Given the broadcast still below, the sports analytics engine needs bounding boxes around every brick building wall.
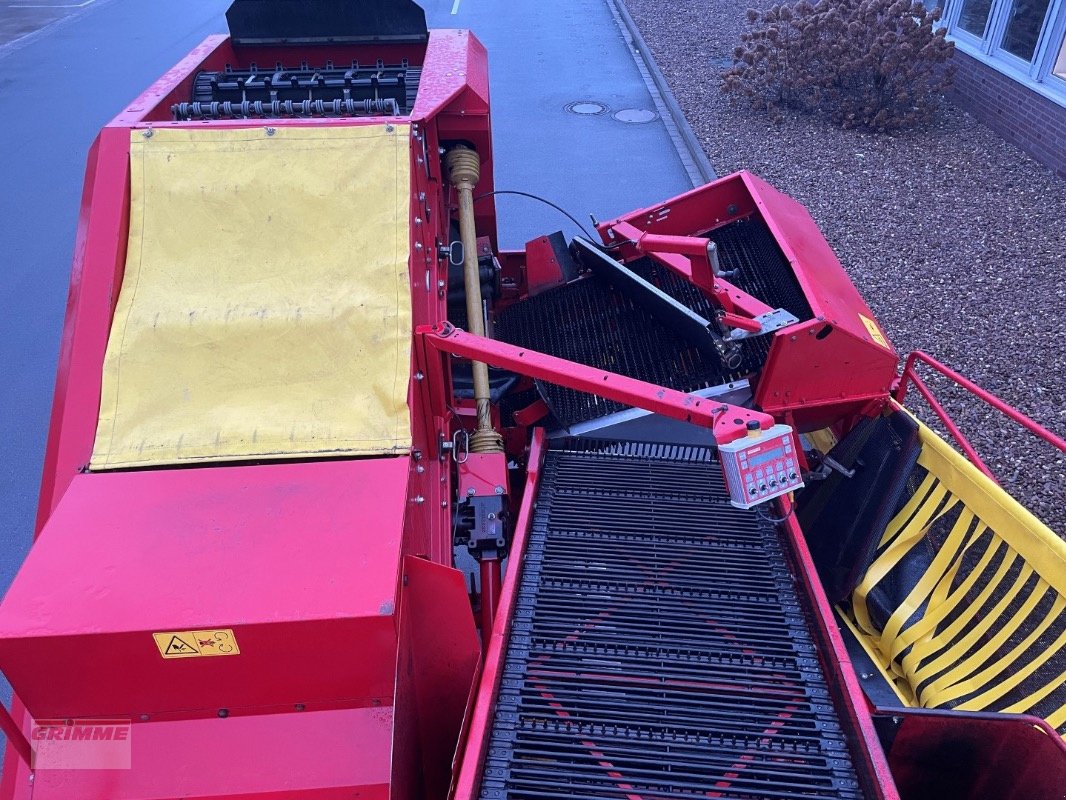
[949,50,1066,179]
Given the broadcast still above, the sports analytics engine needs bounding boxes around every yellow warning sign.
[859,314,890,349]
[153,629,240,659]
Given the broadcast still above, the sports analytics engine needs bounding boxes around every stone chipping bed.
[625,0,1066,535]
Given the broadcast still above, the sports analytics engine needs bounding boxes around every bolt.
[412,495,424,504]
[218,709,229,718]
[415,241,423,250]
[414,371,424,381]
[438,279,446,289]
[860,672,870,680]
[494,485,504,495]
[142,129,154,139]
[264,127,276,136]
[467,487,476,496]
[139,714,150,722]
[415,217,422,225]
[385,124,395,133]
[294,703,305,711]
[416,464,425,474]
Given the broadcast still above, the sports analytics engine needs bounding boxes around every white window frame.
[944,0,1066,106]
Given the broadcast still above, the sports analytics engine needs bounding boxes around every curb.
[604,0,717,187]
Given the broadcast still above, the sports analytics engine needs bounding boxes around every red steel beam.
[419,323,774,443]
[894,350,1066,482]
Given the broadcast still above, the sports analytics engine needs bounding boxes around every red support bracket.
[606,220,774,319]
[419,322,774,445]
[0,700,31,768]
[893,350,1066,482]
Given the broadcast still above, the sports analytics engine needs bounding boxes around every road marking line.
[450,0,461,14]
[9,0,95,7]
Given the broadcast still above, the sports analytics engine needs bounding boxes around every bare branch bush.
[722,0,956,131]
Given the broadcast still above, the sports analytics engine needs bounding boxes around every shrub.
[722,0,955,131]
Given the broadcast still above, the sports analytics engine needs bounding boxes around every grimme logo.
[31,719,132,769]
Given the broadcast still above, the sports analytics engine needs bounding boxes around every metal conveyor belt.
[479,440,872,800]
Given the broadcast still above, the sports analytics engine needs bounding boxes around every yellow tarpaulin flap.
[91,125,413,469]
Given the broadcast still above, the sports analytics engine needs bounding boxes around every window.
[1055,29,1066,77]
[946,0,1066,101]
[1000,0,1053,60]
[958,0,995,34]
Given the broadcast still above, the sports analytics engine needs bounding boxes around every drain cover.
[565,100,609,115]
[614,108,658,123]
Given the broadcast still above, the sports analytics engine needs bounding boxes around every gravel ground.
[625,0,1066,535]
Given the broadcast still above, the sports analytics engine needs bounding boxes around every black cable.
[755,495,797,526]
[473,189,596,240]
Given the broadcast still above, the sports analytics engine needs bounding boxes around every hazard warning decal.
[858,314,890,349]
[153,629,240,659]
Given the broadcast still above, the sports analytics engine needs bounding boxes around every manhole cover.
[565,100,609,115]
[613,108,658,124]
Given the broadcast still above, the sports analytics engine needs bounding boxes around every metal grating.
[494,216,811,428]
[629,216,813,376]
[493,277,743,427]
[479,441,871,800]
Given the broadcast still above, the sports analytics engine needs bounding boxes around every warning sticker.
[858,314,890,349]
[153,629,240,659]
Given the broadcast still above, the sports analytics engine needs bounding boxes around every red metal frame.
[599,171,900,429]
[894,350,1066,482]
[451,430,547,800]
[873,708,1066,799]
[779,505,901,800]
[420,322,777,445]
[607,219,774,326]
[1,27,497,800]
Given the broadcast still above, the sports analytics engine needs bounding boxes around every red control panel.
[718,424,804,510]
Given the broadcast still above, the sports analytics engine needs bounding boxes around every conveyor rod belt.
[478,440,871,799]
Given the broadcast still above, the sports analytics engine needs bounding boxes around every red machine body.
[599,171,899,429]
[0,22,493,800]
[0,460,407,719]
[1,5,1062,800]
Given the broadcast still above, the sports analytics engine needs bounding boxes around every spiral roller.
[172,97,399,120]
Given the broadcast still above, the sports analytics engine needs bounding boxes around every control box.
[719,424,804,510]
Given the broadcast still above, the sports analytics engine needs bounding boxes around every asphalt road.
[0,0,693,633]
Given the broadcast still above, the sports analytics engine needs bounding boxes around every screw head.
[494,486,504,495]
[264,127,276,136]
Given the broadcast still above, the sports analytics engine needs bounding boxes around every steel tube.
[446,146,501,452]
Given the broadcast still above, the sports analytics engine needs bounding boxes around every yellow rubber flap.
[91,125,412,469]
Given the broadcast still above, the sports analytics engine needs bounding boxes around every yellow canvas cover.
[91,124,412,469]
